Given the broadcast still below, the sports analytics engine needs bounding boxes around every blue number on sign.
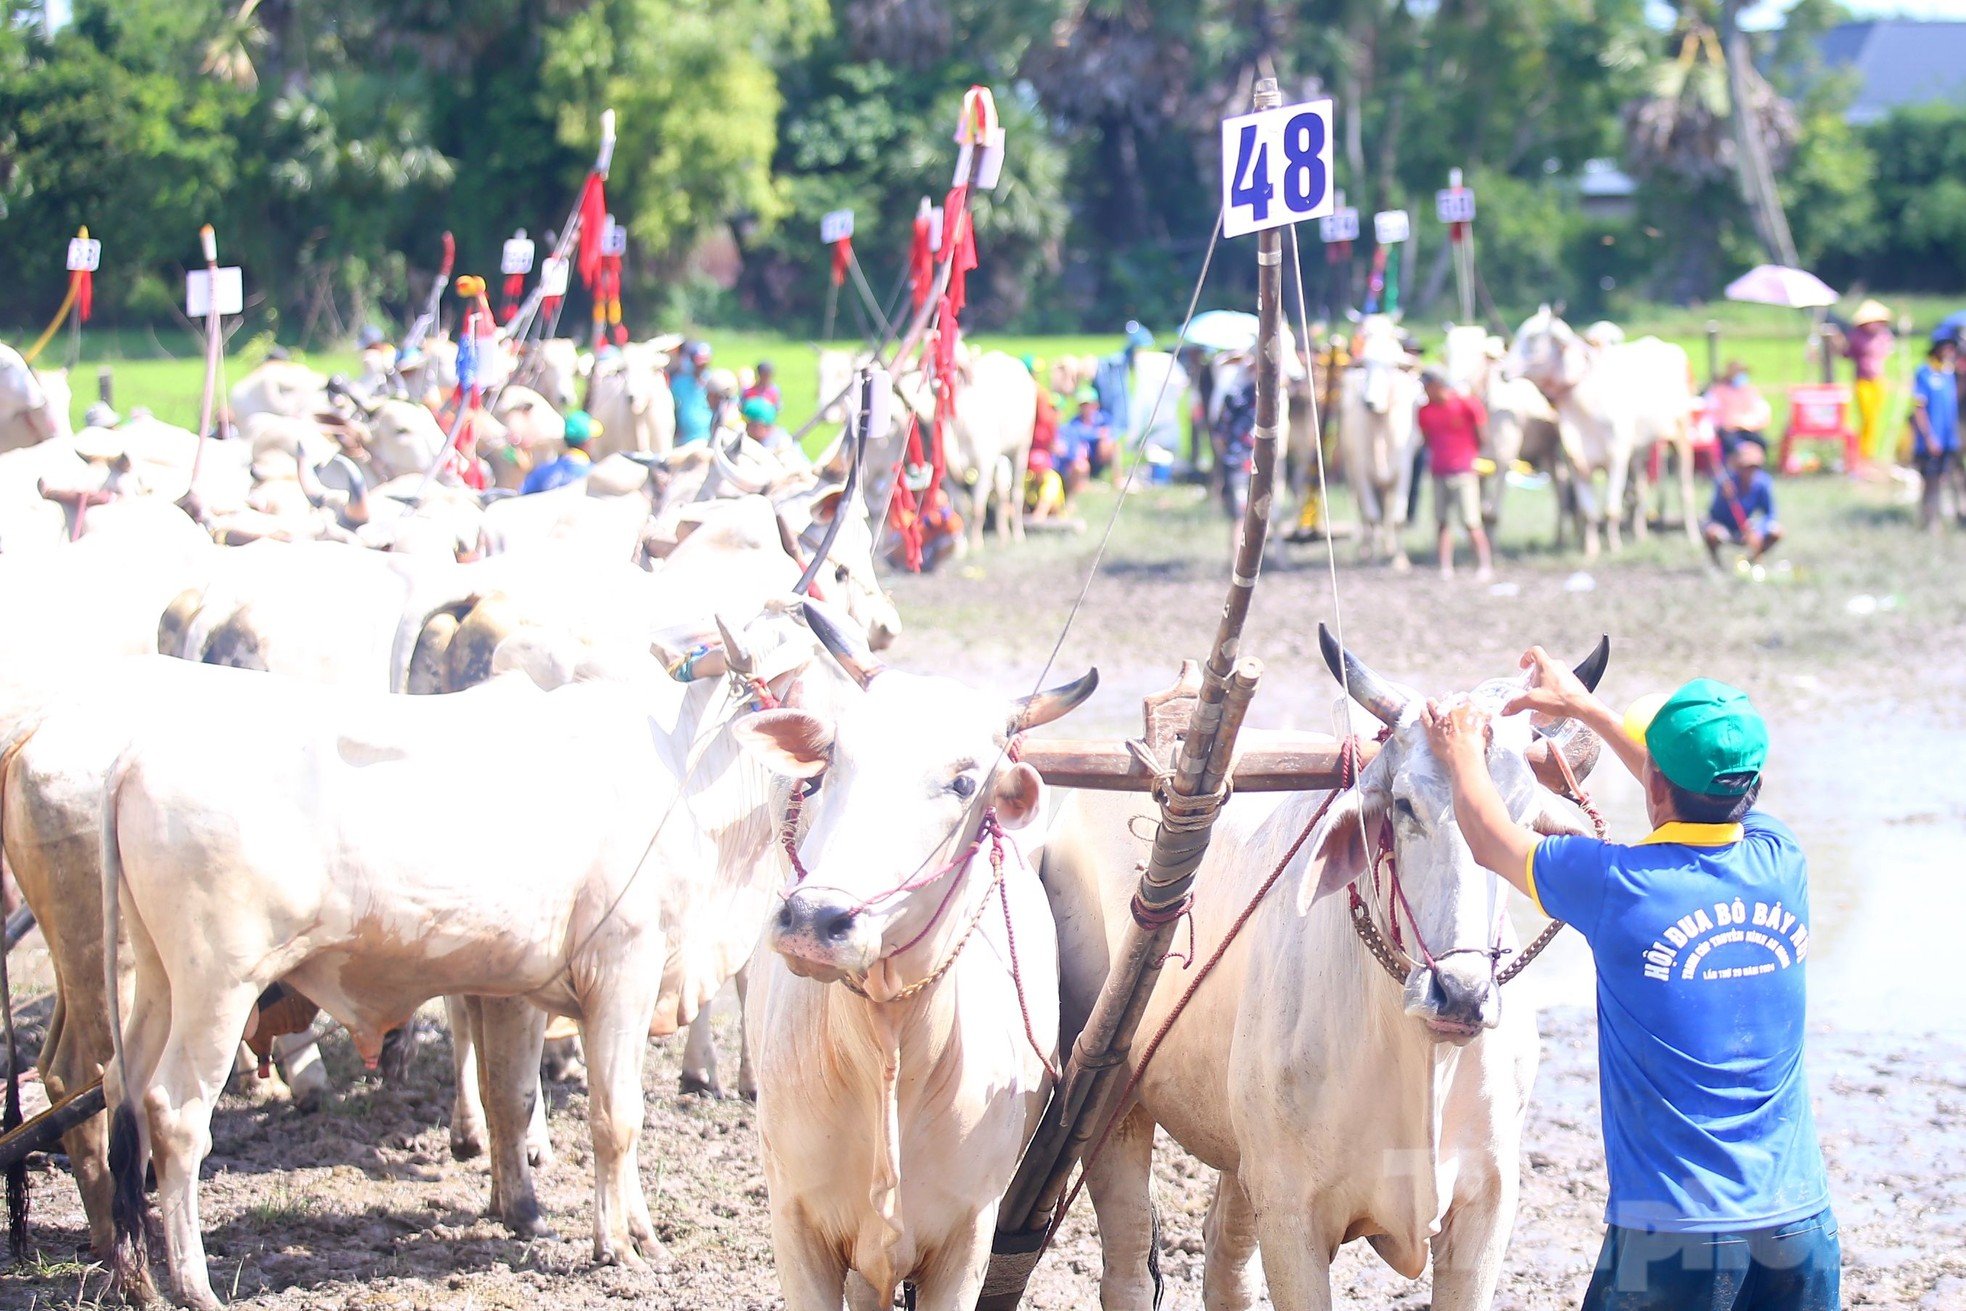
[1229,123,1274,223]
[1282,110,1327,211]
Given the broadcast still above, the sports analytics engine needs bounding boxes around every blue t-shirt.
[671,368,711,446]
[1912,363,1958,455]
[1530,813,1830,1234]
[1707,467,1776,530]
[521,451,590,495]
[1056,413,1108,465]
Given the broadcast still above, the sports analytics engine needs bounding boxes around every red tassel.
[940,186,977,319]
[72,269,92,323]
[831,237,851,288]
[1449,221,1467,245]
[909,211,936,313]
[577,174,608,289]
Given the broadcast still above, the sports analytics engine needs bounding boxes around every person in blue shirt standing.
[1424,651,1838,1311]
[669,341,714,446]
[1702,439,1782,565]
[1910,331,1958,532]
[522,409,599,494]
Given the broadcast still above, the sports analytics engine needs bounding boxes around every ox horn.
[1317,623,1412,728]
[801,597,884,690]
[714,613,753,678]
[1529,635,1613,785]
[1009,668,1100,733]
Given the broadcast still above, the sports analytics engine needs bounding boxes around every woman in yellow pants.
[1840,300,1897,468]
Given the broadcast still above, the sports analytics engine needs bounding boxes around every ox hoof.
[738,1085,758,1104]
[291,1084,330,1115]
[502,1210,557,1242]
[526,1137,556,1171]
[449,1129,487,1162]
[677,1072,721,1098]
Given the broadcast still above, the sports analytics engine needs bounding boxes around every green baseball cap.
[741,396,777,425]
[563,409,598,446]
[1635,678,1768,796]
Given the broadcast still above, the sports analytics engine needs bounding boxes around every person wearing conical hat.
[1834,299,1896,470]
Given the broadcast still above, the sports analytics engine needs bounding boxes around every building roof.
[1818,20,1966,125]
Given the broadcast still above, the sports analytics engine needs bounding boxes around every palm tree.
[202,0,266,89]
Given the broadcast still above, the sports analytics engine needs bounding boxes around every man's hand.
[1421,699,1489,777]
[1501,645,1595,721]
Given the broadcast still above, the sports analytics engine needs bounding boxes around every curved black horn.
[1010,668,1100,733]
[801,597,883,690]
[1572,635,1610,693]
[1317,623,1412,728]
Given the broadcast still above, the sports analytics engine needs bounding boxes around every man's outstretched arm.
[1503,644,1650,782]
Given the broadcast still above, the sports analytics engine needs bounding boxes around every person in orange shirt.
[1707,360,1773,458]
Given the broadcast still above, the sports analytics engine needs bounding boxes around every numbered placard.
[1435,188,1476,224]
[1373,209,1411,245]
[600,216,628,257]
[538,256,570,297]
[1318,208,1360,244]
[820,209,855,244]
[67,238,101,272]
[1219,98,1335,239]
[500,237,536,275]
[185,267,243,317]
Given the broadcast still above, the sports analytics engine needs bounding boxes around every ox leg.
[585,990,666,1269]
[145,985,259,1311]
[1202,1174,1263,1311]
[446,995,488,1161]
[769,1204,849,1309]
[909,1204,999,1310]
[275,1030,329,1113]
[1083,1104,1162,1310]
[1602,456,1629,553]
[1245,1198,1339,1311]
[1679,437,1701,544]
[473,996,554,1239]
[41,986,116,1257]
[1429,1161,1517,1310]
[1628,452,1651,542]
[733,965,757,1101]
[679,1006,721,1097]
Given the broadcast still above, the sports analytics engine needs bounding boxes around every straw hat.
[1851,299,1891,326]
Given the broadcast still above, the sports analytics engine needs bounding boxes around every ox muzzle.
[771,887,885,980]
[1403,956,1502,1042]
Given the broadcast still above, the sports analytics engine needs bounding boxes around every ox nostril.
[775,904,796,933]
[819,910,858,943]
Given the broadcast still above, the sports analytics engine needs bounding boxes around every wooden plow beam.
[980,75,1296,1309]
[0,1078,103,1174]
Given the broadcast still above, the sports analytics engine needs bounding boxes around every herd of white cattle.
[0,317,1628,1311]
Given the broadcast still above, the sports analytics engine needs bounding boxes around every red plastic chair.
[1777,383,1857,474]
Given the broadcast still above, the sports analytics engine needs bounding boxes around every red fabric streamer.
[1450,221,1467,245]
[576,174,608,289]
[909,210,937,313]
[72,268,92,323]
[831,236,852,288]
[939,185,977,318]
[499,272,524,324]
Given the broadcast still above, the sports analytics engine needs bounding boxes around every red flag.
[909,210,936,312]
[830,236,851,288]
[576,174,608,289]
[940,186,978,319]
[72,268,92,323]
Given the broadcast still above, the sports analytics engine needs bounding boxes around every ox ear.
[1295,791,1373,913]
[1529,789,1597,838]
[733,709,834,779]
[992,762,1045,830]
[809,485,846,525]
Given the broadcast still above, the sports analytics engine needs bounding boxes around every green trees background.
[0,0,1957,339]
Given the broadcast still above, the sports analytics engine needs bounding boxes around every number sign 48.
[1220,99,1335,238]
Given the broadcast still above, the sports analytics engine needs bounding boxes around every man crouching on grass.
[1423,651,1839,1311]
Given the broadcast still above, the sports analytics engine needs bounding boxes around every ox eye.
[1392,798,1420,825]
[835,564,850,584]
[950,775,978,799]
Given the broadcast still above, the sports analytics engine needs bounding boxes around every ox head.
[1300,625,1607,1042]
[1500,305,1587,395]
[787,482,903,651]
[735,599,1095,994]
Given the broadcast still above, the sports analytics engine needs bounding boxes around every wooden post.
[190,224,221,488]
[96,367,112,409]
[981,75,1289,1309]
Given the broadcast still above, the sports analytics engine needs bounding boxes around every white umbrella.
[1184,309,1262,354]
[1723,264,1838,309]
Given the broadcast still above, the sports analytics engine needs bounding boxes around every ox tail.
[98,749,151,1298]
[1,734,36,1257]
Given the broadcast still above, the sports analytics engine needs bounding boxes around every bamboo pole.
[191,224,221,486]
[980,74,1289,1310]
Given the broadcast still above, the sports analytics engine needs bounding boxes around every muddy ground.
[4,472,1963,1309]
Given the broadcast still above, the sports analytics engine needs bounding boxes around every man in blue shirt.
[1056,388,1113,501]
[669,341,713,446]
[521,409,597,494]
[1911,331,1958,531]
[1703,439,1782,565]
[1424,653,1838,1311]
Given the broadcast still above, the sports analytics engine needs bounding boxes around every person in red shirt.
[1416,369,1495,581]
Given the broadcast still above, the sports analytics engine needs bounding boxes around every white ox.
[737,603,1092,1308]
[585,341,676,460]
[895,348,1036,550]
[228,359,330,425]
[1338,315,1423,565]
[1504,308,1698,555]
[0,343,72,453]
[1044,629,1610,1309]
[99,606,842,1309]
[1442,325,1567,535]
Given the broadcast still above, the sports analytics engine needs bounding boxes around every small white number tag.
[501,238,536,275]
[1219,98,1335,239]
[1374,209,1411,245]
[538,257,570,297]
[1435,189,1476,224]
[601,216,627,257]
[185,267,243,317]
[820,209,855,244]
[1318,208,1360,243]
[67,238,101,272]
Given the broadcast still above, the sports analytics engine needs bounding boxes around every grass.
[245,1180,321,1225]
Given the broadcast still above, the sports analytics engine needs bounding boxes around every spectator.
[1707,359,1773,457]
[1910,331,1959,532]
[741,397,805,466]
[522,410,598,494]
[743,361,782,410]
[704,368,741,440]
[1024,357,1065,520]
[1212,371,1257,520]
[1416,370,1495,581]
[1703,439,1782,564]
[1834,300,1896,469]
[669,342,713,445]
[1057,388,1113,503]
[1093,320,1155,444]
